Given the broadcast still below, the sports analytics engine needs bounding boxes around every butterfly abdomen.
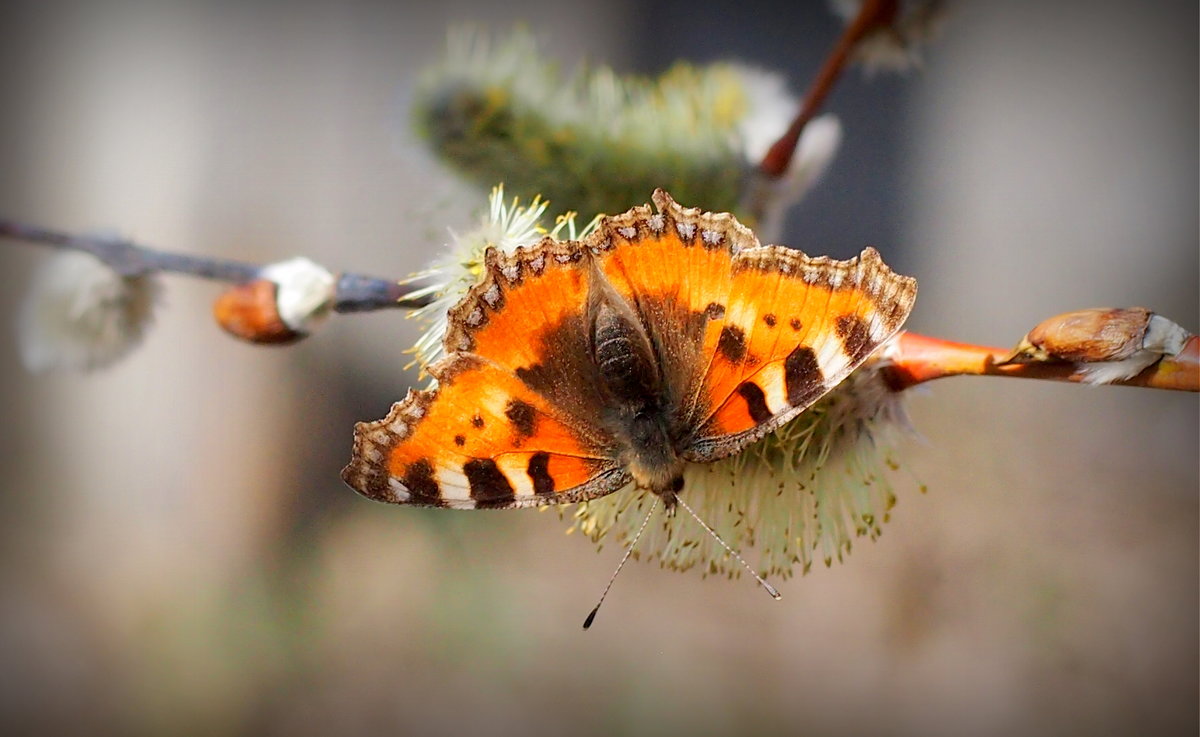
[593,303,656,403]
[587,265,684,496]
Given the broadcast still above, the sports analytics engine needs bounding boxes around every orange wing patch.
[594,196,749,319]
[443,240,588,374]
[590,193,747,422]
[343,354,627,509]
[444,240,627,438]
[584,190,916,462]
[687,246,915,459]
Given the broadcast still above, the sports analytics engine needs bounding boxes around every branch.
[885,331,1199,392]
[0,218,434,314]
[758,0,899,179]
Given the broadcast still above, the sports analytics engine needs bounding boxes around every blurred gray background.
[0,1,1195,735]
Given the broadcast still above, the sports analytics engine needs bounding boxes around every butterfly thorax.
[622,408,685,505]
[588,262,685,505]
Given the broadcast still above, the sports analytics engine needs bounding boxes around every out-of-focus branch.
[758,0,899,179]
[1,218,260,282]
[0,218,434,313]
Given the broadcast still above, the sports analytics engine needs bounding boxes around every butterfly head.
[623,409,686,510]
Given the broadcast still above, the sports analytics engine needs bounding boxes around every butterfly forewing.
[684,245,915,460]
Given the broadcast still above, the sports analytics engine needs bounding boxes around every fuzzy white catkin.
[1076,314,1192,385]
[572,345,912,579]
[18,250,159,372]
[405,186,579,369]
[259,257,336,333]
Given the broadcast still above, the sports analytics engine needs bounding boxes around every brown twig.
[758,0,899,179]
[0,218,434,312]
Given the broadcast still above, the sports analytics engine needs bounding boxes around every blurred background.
[0,1,1195,735]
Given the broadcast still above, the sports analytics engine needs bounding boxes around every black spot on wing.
[403,458,443,506]
[527,452,555,496]
[835,314,873,363]
[717,325,747,362]
[464,458,516,508]
[784,346,826,408]
[471,414,485,428]
[504,398,537,439]
[705,302,726,320]
[763,314,777,327]
[735,381,773,424]
[789,318,802,331]
[453,434,466,447]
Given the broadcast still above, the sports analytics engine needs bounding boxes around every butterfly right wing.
[343,353,629,508]
[344,241,630,509]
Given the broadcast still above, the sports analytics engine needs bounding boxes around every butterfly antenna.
[675,495,782,601]
[582,495,660,630]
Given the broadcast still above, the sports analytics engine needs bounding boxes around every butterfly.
[341,190,916,512]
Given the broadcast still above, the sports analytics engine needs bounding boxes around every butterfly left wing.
[682,244,916,461]
[343,353,629,508]
[587,189,915,464]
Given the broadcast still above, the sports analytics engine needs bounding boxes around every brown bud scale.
[212,280,304,345]
[1007,307,1152,364]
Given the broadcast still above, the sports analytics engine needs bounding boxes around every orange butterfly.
[342,190,916,512]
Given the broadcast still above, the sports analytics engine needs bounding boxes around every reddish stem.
[884,332,1200,392]
[759,0,899,178]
